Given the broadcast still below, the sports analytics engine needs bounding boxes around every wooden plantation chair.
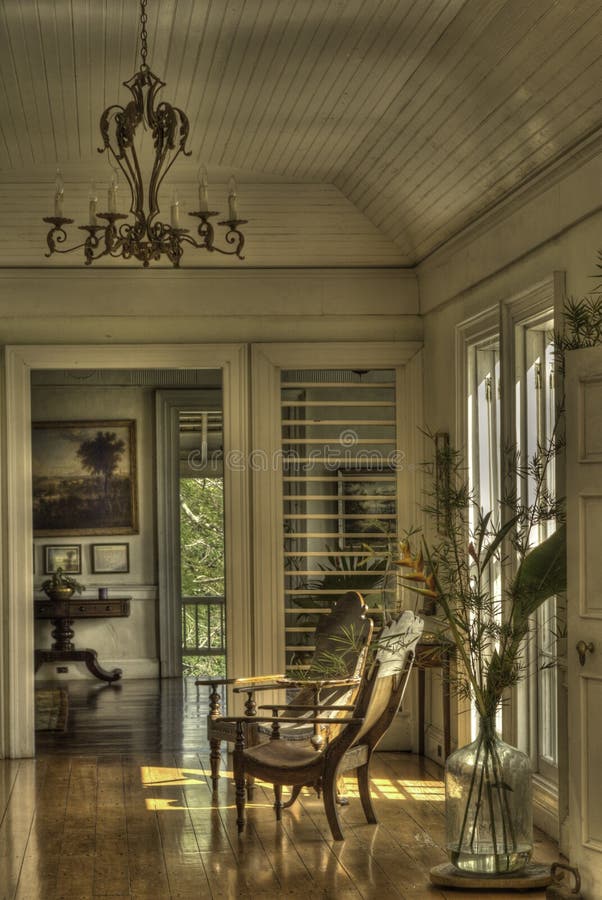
[224,609,424,840]
[196,590,373,799]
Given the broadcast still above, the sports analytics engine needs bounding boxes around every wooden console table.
[34,596,131,683]
[415,632,454,760]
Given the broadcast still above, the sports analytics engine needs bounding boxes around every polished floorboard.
[0,678,559,899]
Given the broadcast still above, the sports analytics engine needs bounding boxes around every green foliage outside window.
[180,477,226,678]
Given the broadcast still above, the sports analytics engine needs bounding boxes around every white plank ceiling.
[0,0,601,269]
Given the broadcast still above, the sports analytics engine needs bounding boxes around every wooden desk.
[415,633,453,760]
[34,596,131,683]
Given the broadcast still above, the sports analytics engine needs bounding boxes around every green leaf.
[512,524,566,618]
[480,514,519,572]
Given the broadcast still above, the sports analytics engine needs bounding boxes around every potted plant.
[397,429,566,875]
[39,567,85,601]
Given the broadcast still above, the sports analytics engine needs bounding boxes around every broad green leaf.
[512,524,566,618]
[480,514,520,572]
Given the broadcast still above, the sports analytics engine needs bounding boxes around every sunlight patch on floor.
[139,768,445,807]
[145,799,273,811]
[140,766,208,786]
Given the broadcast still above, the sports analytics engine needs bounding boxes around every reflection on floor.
[0,678,560,898]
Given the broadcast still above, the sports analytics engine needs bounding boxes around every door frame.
[2,343,250,758]
[249,341,423,726]
[566,346,602,892]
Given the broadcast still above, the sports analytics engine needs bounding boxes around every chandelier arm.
[148,143,171,221]
[116,142,145,225]
[179,225,245,258]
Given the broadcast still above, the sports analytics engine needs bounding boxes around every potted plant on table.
[39,567,85,601]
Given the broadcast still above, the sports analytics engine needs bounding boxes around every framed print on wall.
[91,543,130,574]
[44,544,82,575]
[337,465,397,550]
[32,420,138,536]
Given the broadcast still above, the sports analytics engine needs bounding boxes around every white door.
[566,346,602,896]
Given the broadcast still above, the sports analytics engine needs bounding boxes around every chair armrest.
[232,679,287,694]
[230,674,286,687]
[196,673,285,688]
[217,715,362,726]
[232,675,359,694]
[270,676,359,689]
[258,703,356,712]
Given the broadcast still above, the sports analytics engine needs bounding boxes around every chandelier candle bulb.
[108,172,118,213]
[171,191,180,228]
[198,167,209,212]
[228,177,238,220]
[88,184,98,226]
[54,169,64,218]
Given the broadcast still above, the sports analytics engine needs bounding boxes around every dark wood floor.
[35,677,214,756]
[0,678,559,898]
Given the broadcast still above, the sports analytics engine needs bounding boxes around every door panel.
[566,350,602,894]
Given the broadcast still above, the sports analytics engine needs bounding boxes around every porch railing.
[181,595,226,657]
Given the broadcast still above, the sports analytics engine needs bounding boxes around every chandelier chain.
[139,0,148,69]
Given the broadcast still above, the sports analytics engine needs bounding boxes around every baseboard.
[35,657,160,681]
[425,724,448,764]
[532,775,559,841]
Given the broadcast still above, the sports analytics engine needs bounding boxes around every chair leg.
[234,755,246,833]
[357,763,377,824]
[246,774,255,801]
[282,785,302,809]
[336,773,349,806]
[323,776,344,840]
[209,738,221,799]
[274,783,283,821]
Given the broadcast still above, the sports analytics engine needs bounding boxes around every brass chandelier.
[43,0,247,268]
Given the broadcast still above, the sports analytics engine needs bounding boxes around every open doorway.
[29,371,227,688]
[5,343,250,759]
[179,408,226,679]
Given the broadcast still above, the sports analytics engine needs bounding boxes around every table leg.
[33,648,122,683]
[418,666,425,757]
[82,649,122,683]
[442,650,451,759]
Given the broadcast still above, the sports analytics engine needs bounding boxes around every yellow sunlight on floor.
[140,766,445,811]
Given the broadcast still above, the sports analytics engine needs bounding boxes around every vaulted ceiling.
[0,0,601,268]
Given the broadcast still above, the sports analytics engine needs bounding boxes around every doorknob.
[576,640,594,666]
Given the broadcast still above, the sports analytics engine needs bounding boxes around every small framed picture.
[44,544,82,575]
[91,543,130,574]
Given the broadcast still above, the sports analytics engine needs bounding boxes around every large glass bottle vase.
[445,717,533,874]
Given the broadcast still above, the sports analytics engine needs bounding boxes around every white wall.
[417,150,602,840]
[0,267,420,344]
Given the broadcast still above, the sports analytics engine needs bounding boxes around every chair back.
[335,610,424,749]
[307,590,373,680]
[278,592,373,736]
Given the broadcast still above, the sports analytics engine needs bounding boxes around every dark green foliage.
[180,477,225,678]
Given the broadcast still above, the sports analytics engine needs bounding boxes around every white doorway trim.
[2,343,250,758]
[249,341,422,687]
